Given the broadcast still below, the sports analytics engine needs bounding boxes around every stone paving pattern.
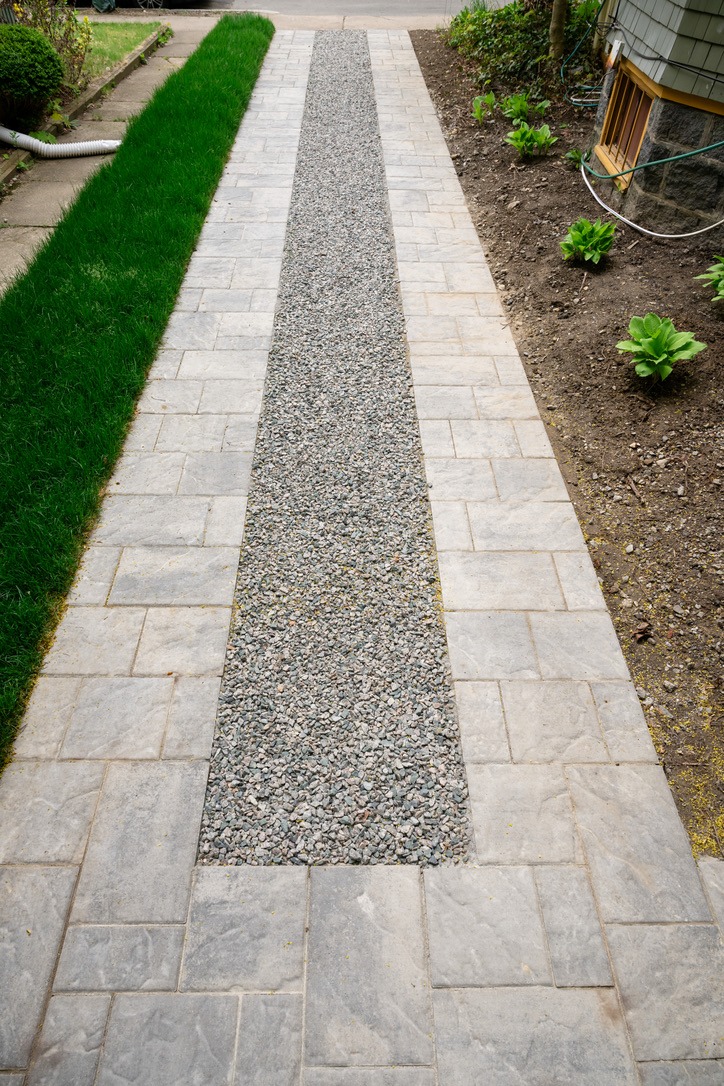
[0,27,723,1086]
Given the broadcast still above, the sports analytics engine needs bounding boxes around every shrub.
[0,24,62,126]
[504,120,556,158]
[694,256,724,304]
[13,0,92,93]
[616,314,706,382]
[447,0,599,91]
[560,217,616,264]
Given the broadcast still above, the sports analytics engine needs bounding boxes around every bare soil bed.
[412,29,723,857]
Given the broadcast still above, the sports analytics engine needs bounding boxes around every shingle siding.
[607,0,724,101]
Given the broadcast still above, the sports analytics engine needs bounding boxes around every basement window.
[596,67,654,186]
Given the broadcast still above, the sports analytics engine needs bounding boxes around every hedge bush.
[0,24,63,126]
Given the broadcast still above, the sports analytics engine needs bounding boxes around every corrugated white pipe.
[0,125,121,157]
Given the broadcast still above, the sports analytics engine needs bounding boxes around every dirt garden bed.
[412,29,723,857]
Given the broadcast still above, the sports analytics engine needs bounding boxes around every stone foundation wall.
[591,73,724,233]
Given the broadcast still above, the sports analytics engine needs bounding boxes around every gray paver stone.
[438,552,563,611]
[27,994,110,1086]
[55,925,184,991]
[181,868,306,991]
[304,1073,436,1086]
[163,676,222,759]
[453,681,509,762]
[568,765,710,922]
[433,987,637,1085]
[12,677,81,758]
[492,459,569,501]
[178,452,252,495]
[466,501,584,551]
[0,761,103,863]
[467,764,578,863]
[445,612,538,681]
[72,762,208,923]
[42,607,146,676]
[530,612,630,680]
[590,682,658,762]
[607,924,724,1061]
[108,546,238,606]
[500,680,608,763]
[59,677,173,760]
[304,867,433,1067]
[96,994,238,1086]
[637,1061,724,1085]
[0,867,76,1066]
[133,607,231,675]
[234,995,302,1086]
[698,858,724,933]
[535,866,612,987]
[425,866,549,986]
[94,496,210,546]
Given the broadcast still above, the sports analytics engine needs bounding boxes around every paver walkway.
[1,27,723,1086]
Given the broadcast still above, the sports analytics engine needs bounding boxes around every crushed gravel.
[199,30,471,866]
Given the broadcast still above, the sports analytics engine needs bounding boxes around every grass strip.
[0,12,275,765]
[83,21,162,82]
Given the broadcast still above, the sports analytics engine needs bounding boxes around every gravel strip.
[199,30,471,865]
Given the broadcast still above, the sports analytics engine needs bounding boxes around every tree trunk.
[549,0,567,61]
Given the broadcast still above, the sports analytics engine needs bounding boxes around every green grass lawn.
[0,13,275,767]
[84,21,163,82]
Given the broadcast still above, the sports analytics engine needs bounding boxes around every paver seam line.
[298,868,312,1086]
[416,868,441,1085]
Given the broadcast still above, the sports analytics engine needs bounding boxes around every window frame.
[596,60,656,189]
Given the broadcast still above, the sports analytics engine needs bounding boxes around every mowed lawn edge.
[0,13,275,764]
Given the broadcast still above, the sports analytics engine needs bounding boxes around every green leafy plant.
[560,217,616,264]
[14,0,92,93]
[564,147,584,168]
[0,24,63,127]
[500,89,549,124]
[28,128,56,142]
[694,255,724,304]
[504,120,556,158]
[616,314,707,381]
[471,90,495,122]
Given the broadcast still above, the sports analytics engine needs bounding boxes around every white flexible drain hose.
[0,125,121,158]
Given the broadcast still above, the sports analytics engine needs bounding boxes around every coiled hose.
[0,125,121,157]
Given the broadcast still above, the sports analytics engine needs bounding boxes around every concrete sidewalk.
[1,26,723,1086]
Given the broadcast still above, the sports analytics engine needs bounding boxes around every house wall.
[607,0,724,104]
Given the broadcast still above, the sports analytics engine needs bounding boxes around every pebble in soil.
[199,30,471,866]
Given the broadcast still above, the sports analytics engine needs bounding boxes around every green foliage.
[447,0,599,90]
[504,120,556,158]
[28,128,56,142]
[471,90,495,122]
[694,255,724,304]
[564,147,584,168]
[0,13,274,766]
[14,0,92,93]
[560,217,616,265]
[0,24,63,126]
[616,314,707,381]
[500,89,549,124]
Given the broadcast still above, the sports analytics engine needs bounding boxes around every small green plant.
[0,24,63,127]
[616,314,707,381]
[28,129,56,143]
[500,89,549,124]
[560,217,616,265]
[564,147,584,168]
[471,90,496,122]
[504,120,557,158]
[694,255,724,304]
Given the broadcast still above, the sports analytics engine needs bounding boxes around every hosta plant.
[694,255,724,304]
[564,147,584,168]
[504,121,557,158]
[500,90,549,124]
[471,91,496,122]
[560,217,616,264]
[616,314,707,381]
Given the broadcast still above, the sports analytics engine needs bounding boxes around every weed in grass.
[0,13,274,767]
